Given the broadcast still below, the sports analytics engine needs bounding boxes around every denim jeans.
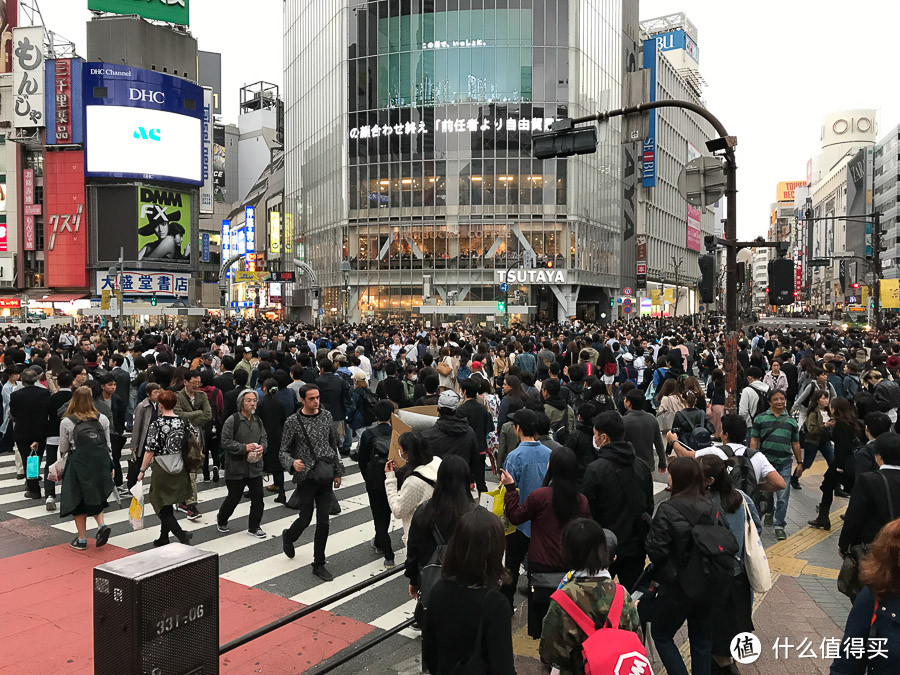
[652,590,714,675]
[802,440,833,469]
[773,460,793,528]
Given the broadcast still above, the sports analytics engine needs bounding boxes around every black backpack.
[670,500,739,606]
[751,386,770,420]
[718,444,760,502]
[68,416,109,453]
[418,523,448,612]
[371,432,391,464]
[359,389,379,426]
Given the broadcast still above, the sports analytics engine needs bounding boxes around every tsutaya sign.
[496,269,568,285]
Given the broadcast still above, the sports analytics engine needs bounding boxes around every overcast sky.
[40,1,900,239]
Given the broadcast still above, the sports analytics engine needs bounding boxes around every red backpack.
[550,584,652,675]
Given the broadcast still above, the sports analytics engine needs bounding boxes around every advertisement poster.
[0,1,16,75]
[138,187,191,261]
[45,150,88,287]
[96,270,190,296]
[12,26,46,128]
[269,211,280,254]
[213,123,226,201]
[88,0,189,26]
[200,87,213,213]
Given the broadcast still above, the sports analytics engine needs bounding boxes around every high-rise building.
[637,13,717,317]
[284,1,637,323]
[876,125,899,279]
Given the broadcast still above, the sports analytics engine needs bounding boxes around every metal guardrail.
[218,564,406,655]
[306,617,417,675]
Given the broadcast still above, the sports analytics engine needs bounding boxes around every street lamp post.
[340,260,351,324]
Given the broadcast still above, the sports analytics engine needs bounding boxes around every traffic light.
[767,258,794,305]
[544,260,554,268]
[497,300,506,312]
[698,254,715,304]
[851,282,860,289]
[150,296,157,307]
[533,119,598,160]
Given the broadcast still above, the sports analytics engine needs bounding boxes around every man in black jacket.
[840,431,900,556]
[580,411,653,591]
[42,371,74,510]
[457,379,494,492]
[357,400,396,566]
[622,389,667,473]
[214,355,237,394]
[375,361,407,408]
[422,391,478,469]
[564,401,599,482]
[11,369,51,499]
[315,358,352,457]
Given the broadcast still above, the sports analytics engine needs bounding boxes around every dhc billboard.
[82,62,204,185]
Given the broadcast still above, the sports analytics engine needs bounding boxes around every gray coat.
[131,399,156,458]
[220,411,268,480]
[623,408,667,470]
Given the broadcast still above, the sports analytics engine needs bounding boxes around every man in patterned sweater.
[279,383,344,581]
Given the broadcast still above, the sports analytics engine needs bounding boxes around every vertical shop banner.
[45,150,88,287]
[22,168,34,250]
[222,218,231,279]
[651,289,661,305]
[881,279,900,309]
[0,1,18,75]
[245,206,255,253]
[200,87,213,214]
[45,58,83,144]
[686,142,702,251]
[269,211,280,254]
[213,123,226,201]
[641,38,658,188]
[12,26,46,128]
[284,212,293,254]
[137,187,191,261]
[201,232,209,262]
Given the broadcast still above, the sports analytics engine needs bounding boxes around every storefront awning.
[32,293,88,303]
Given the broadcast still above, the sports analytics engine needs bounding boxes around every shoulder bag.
[838,472,895,601]
[742,500,773,593]
[296,416,334,483]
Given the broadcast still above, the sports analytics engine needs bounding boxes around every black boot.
[807,504,831,530]
[791,474,802,490]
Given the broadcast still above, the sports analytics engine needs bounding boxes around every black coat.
[580,441,653,559]
[316,372,352,421]
[646,494,723,586]
[45,389,74,439]
[111,366,131,403]
[839,468,900,554]
[256,394,288,473]
[422,413,479,467]
[213,372,235,395]
[564,419,598,482]
[10,385,51,441]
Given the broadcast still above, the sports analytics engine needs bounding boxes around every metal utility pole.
[671,256,683,317]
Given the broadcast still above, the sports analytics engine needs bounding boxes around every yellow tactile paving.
[803,564,840,580]
[765,505,847,558]
[768,555,809,577]
[512,623,541,659]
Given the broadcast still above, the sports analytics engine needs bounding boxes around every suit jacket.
[213,371,235,395]
[839,467,900,553]
[44,389,73,440]
[111,366,131,402]
[315,372,352,421]
[10,385,51,441]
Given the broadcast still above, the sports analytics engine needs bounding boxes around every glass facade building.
[285,0,632,323]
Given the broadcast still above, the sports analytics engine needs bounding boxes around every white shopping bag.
[128,483,144,531]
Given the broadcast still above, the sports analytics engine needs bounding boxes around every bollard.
[93,544,219,674]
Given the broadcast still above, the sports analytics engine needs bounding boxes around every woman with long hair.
[699,454,762,674]
[831,519,900,672]
[598,345,617,395]
[385,431,441,545]
[45,354,66,394]
[497,374,526,428]
[168,366,188,392]
[135,390,194,547]
[809,396,865,530]
[501,447,591,638]
[803,389,835,469]
[656,378,685,441]
[422,508,515,674]
[58,386,114,550]
[671,391,715,449]
[405,456,476,617]
[647,456,729,675]
[707,369,727,439]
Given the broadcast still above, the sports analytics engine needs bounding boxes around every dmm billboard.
[83,62,203,185]
[45,150,88,288]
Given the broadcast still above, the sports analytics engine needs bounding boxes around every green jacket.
[175,389,212,431]
[539,577,642,675]
[221,409,268,479]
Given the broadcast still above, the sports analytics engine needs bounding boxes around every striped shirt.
[750,409,799,465]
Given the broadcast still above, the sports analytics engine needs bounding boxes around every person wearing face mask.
[579,411,654,591]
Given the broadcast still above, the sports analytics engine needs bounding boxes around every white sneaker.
[248,528,267,539]
[45,496,56,512]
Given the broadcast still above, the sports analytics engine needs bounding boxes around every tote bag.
[743,500,772,593]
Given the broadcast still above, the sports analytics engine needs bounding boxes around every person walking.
[257,379,289,503]
[580,410,654,591]
[358,400,396,566]
[279,383,344,582]
[135,390,195,547]
[501,447,591,638]
[808,397,863,530]
[384,431,441,545]
[457,378,494,493]
[831,519,900,673]
[58,386,114,550]
[749,390,803,540]
[174,370,212,520]
[127,382,160,490]
[41,370,74,511]
[422,507,515,674]
[11,369,50,499]
[216,389,268,538]
[92,372,128,499]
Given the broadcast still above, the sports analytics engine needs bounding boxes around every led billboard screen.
[83,62,203,185]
